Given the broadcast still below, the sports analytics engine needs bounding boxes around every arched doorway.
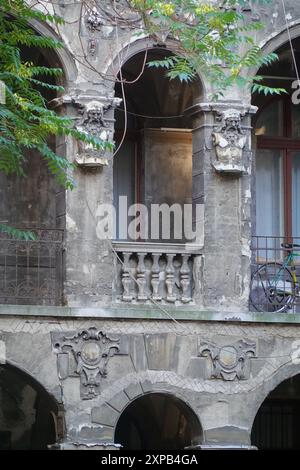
[114,392,202,450]
[113,48,202,242]
[252,374,300,450]
[0,364,63,450]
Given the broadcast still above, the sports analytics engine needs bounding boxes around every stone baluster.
[151,253,162,301]
[165,254,176,303]
[122,253,134,302]
[137,253,147,301]
[180,254,192,303]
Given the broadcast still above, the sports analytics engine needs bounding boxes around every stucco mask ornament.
[86,7,104,32]
[212,109,247,174]
[75,100,110,167]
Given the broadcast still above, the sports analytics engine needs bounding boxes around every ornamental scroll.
[52,327,121,399]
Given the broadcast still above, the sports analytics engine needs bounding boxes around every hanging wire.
[281,0,300,88]
[115,108,185,120]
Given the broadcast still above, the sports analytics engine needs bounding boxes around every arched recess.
[106,36,207,97]
[251,370,300,450]
[111,38,204,242]
[0,362,64,449]
[0,19,73,306]
[114,392,202,450]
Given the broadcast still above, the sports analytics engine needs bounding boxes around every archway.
[113,47,202,242]
[114,392,202,450]
[251,37,300,312]
[0,363,63,449]
[253,37,300,241]
[251,374,300,450]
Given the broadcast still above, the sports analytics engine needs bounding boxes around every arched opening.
[113,48,202,242]
[251,374,300,450]
[250,38,300,312]
[253,38,300,241]
[114,392,202,450]
[0,363,62,449]
[0,39,66,306]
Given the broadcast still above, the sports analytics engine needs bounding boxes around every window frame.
[256,97,300,238]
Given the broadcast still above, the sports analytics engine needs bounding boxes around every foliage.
[0,0,114,237]
[0,0,113,189]
[0,223,36,240]
[127,0,287,97]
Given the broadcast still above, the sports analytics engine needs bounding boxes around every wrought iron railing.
[0,229,64,306]
[250,236,300,313]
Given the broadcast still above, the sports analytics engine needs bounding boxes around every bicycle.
[250,243,300,313]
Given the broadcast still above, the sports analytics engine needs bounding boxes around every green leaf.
[0,224,36,240]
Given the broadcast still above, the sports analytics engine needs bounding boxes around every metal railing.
[250,236,300,313]
[0,229,64,306]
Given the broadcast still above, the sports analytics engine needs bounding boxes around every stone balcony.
[112,241,203,305]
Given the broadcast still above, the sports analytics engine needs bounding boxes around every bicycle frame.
[274,251,300,295]
[250,237,300,313]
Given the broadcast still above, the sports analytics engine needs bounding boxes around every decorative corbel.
[73,97,121,169]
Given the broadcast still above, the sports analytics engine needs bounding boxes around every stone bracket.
[212,108,247,175]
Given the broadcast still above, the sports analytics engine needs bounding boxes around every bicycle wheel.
[250,262,295,313]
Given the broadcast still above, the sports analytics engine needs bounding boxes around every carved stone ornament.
[85,1,140,29]
[199,339,256,381]
[212,109,247,174]
[78,100,109,132]
[75,100,112,168]
[86,7,104,32]
[52,328,120,399]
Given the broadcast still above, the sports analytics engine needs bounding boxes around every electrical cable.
[115,108,185,120]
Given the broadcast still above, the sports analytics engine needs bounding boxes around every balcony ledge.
[0,304,300,324]
[111,240,203,254]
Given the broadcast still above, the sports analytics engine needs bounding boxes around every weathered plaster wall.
[9,0,298,310]
[49,0,299,310]
[1,313,300,448]
[1,0,300,450]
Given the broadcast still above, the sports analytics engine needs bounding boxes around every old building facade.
[1,0,300,450]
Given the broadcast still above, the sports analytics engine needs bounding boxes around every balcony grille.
[251,236,300,313]
[0,229,64,306]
